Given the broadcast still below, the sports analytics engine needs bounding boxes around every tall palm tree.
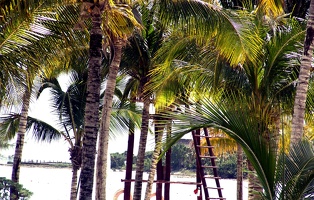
[291,0,314,147]
[94,2,140,199]
[77,1,105,199]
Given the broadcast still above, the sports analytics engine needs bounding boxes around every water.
[0,165,247,200]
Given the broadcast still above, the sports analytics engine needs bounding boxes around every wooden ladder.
[192,128,225,200]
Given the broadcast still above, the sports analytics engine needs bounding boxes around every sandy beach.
[0,165,248,200]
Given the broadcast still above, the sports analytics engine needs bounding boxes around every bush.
[0,177,32,200]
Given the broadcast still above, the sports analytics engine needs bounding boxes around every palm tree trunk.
[124,120,135,200]
[96,37,125,200]
[70,167,79,200]
[155,119,163,200]
[164,119,172,200]
[247,160,262,200]
[133,99,150,200]
[69,145,82,200]
[236,144,243,200]
[291,0,314,147]
[144,119,164,200]
[78,5,102,200]
[10,88,31,200]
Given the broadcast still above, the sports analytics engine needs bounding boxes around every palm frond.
[159,0,263,66]
[158,95,276,199]
[275,140,314,199]
[27,116,63,142]
[0,113,20,140]
[109,99,142,138]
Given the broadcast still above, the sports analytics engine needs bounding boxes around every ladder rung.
[194,134,212,138]
[203,175,221,179]
[200,155,217,158]
[201,165,218,168]
[206,187,224,190]
[196,145,214,148]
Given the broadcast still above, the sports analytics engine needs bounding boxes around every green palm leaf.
[158,96,276,199]
[27,116,63,142]
[275,140,314,199]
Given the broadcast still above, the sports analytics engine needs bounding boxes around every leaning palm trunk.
[133,99,150,200]
[10,88,31,200]
[96,37,125,200]
[78,5,102,199]
[144,118,164,200]
[236,144,243,200]
[291,0,314,147]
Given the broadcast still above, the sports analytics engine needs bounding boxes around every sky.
[1,75,156,163]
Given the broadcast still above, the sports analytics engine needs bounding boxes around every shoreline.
[1,162,72,169]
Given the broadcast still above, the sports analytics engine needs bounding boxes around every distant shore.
[2,161,72,169]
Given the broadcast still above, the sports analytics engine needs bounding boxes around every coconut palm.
[0,2,82,199]
[291,0,314,147]
[148,3,307,197]
[74,0,140,198]
[158,95,314,200]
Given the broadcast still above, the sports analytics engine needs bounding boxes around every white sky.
[2,75,156,162]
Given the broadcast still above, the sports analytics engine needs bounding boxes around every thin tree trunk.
[247,160,262,200]
[69,145,82,200]
[70,167,79,200]
[236,144,243,200]
[133,99,150,200]
[10,88,31,200]
[96,37,124,200]
[144,120,164,200]
[124,120,135,200]
[164,119,171,200]
[195,129,202,200]
[78,6,102,199]
[156,119,163,200]
[291,0,314,148]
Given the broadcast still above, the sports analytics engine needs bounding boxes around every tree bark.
[164,119,172,200]
[247,160,263,200]
[69,145,82,200]
[236,144,243,200]
[124,120,135,200]
[96,37,124,200]
[133,99,150,200]
[144,118,164,200]
[291,0,314,148]
[70,167,79,200]
[78,5,102,200]
[10,88,31,200]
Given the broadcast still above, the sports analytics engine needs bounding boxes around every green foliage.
[171,143,195,171]
[111,152,127,170]
[0,177,32,200]
[217,153,247,179]
[110,144,242,177]
[143,151,153,172]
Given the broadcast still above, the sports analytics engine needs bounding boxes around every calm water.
[0,165,247,200]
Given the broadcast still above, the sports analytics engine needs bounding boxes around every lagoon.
[0,165,247,200]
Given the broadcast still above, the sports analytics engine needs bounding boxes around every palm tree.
[0,3,73,199]
[77,1,104,199]
[149,3,305,197]
[94,3,140,199]
[291,0,314,147]
[158,96,314,200]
